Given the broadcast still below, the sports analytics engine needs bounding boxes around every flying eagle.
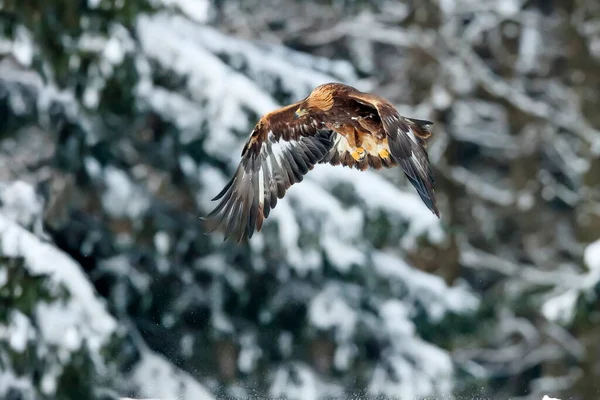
[203,82,439,242]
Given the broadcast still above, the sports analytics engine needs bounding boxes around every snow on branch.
[124,350,216,400]
[439,34,600,153]
[0,180,216,400]
[296,11,600,155]
[460,236,599,290]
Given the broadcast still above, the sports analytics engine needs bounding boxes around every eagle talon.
[351,147,366,161]
[379,149,390,159]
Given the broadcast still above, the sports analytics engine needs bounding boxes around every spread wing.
[203,103,334,242]
[346,91,440,217]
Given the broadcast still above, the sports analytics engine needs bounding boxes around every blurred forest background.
[1,0,600,399]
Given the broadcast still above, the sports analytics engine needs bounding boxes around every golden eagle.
[203,82,439,242]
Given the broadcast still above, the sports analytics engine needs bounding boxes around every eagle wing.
[203,103,334,242]
[346,91,440,217]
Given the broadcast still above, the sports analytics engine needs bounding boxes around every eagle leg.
[351,147,366,161]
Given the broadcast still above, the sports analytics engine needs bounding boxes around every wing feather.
[346,91,440,217]
[204,104,334,242]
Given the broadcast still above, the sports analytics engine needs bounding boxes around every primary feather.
[204,82,440,242]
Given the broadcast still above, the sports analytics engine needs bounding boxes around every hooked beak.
[294,108,308,119]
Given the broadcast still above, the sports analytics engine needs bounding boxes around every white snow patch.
[306,166,443,248]
[517,12,541,73]
[0,370,34,397]
[450,100,513,150]
[83,85,100,109]
[373,251,479,320]
[286,179,364,239]
[135,84,205,139]
[0,210,118,395]
[366,296,457,398]
[254,177,367,273]
[41,371,59,395]
[238,332,262,374]
[321,235,365,273]
[36,302,85,352]
[195,23,351,99]
[269,363,342,400]
[267,199,310,271]
[584,239,600,276]
[104,35,125,65]
[158,0,212,23]
[129,349,215,400]
[12,26,34,66]
[270,364,318,400]
[379,300,415,337]
[333,342,356,371]
[154,231,171,255]
[0,180,44,230]
[197,166,229,210]
[136,13,277,158]
[308,287,357,341]
[496,0,521,16]
[84,156,103,180]
[99,255,152,292]
[178,155,197,177]
[212,311,234,334]
[453,166,515,206]
[541,239,600,325]
[0,214,117,342]
[517,191,535,211]
[368,338,454,399]
[78,33,109,54]
[102,166,151,219]
[432,84,452,110]
[541,289,579,326]
[0,310,33,353]
[574,238,600,293]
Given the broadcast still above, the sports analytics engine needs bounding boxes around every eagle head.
[294,107,309,119]
[295,86,335,119]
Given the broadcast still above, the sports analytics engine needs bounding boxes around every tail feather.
[406,118,433,142]
[406,117,433,126]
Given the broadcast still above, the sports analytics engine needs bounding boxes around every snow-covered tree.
[1,0,599,399]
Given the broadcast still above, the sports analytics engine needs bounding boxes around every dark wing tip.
[202,165,256,243]
[425,194,440,218]
[203,130,334,243]
[379,109,440,218]
[210,177,234,201]
[396,157,440,217]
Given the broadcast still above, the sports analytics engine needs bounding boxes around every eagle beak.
[294,108,307,119]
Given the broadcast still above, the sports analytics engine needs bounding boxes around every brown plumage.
[203,82,439,242]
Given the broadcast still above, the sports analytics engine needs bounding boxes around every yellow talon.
[351,147,366,161]
[379,149,390,159]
